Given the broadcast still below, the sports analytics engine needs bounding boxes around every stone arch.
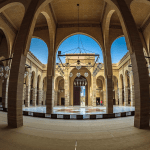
[70,67,91,106]
[103,1,132,53]
[32,11,51,50]
[0,29,11,58]
[0,2,26,55]
[22,3,53,56]
[6,0,56,127]
[57,78,65,106]
[104,0,149,128]
[96,75,106,105]
[130,0,150,54]
[55,32,103,54]
[55,76,64,91]
[112,76,118,89]
[103,9,115,50]
[96,75,105,91]
[0,1,26,14]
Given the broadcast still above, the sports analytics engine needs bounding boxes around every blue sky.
[29,35,128,64]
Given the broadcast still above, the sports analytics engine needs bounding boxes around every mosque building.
[0,0,150,149]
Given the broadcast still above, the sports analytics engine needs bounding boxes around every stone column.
[38,88,42,106]
[43,91,46,105]
[131,85,135,106]
[115,89,118,105]
[116,0,149,128]
[32,88,37,106]
[22,85,26,105]
[64,70,69,106]
[25,86,30,107]
[7,0,40,128]
[119,88,123,106]
[92,76,96,107]
[54,90,58,106]
[124,86,128,106]
[103,91,106,106]
[2,79,9,108]
[46,76,54,114]
[25,72,31,107]
[105,77,113,113]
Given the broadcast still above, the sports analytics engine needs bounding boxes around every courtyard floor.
[23,105,135,114]
[0,111,150,150]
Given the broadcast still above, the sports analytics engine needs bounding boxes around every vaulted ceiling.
[1,0,150,32]
[51,0,105,24]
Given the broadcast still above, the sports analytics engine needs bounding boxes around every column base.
[46,107,53,114]
[8,115,23,128]
[134,118,149,129]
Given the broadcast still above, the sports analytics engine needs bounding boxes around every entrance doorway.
[61,98,65,106]
[73,76,88,106]
[96,97,100,105]
[74,86,80,105]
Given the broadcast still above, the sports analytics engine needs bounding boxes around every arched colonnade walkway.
[0,0,149,129]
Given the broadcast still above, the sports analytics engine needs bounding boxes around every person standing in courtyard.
[100,100,103,106]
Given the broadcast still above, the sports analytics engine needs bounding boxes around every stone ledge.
[23,111,30,116]
[33,112,46,118]
[51,114,57,119]
[63,115,70,119]
[1,107,135,120]
[90,115,96,119]
[77,115,83,120]
[120,112,126,117]
[103,114,115,119]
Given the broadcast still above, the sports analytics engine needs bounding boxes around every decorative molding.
[0,13,17,34]
[34,26,48,31]
[57,23,101,28]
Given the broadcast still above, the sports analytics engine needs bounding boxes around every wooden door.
[74,86,80,105]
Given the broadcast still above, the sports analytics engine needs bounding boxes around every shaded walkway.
[0,112,150,150]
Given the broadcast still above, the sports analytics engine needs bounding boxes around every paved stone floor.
[0,111,150,150]
[23,105,135,114]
